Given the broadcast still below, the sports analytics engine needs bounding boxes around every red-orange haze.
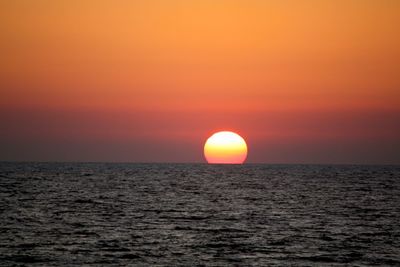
[0,1,399,163]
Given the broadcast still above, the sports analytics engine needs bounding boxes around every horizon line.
[0,160,399,166]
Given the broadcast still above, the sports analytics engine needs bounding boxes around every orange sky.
[1,0,399,163]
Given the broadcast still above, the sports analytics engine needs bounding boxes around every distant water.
[1,163,400,266]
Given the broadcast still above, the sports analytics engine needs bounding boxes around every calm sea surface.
[0,163,399,266]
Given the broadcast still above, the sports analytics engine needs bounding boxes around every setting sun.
[204,131,248,164]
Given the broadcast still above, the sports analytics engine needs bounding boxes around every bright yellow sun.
[204,131,248,164]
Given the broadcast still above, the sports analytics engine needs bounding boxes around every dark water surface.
[1,163,399,266]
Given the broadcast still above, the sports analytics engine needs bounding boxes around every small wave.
[119,253,141,259]
[297,255,336,263]
[1,255,51,263]
[73,198,97,204]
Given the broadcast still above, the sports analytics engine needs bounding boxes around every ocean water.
[0,163,399,266]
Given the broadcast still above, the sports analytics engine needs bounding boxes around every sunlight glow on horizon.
[204,131,248,164]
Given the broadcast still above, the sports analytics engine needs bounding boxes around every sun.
[204,131,248,164]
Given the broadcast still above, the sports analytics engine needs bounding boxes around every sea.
[0,162,399,266]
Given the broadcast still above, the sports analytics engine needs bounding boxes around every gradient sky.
[1,0,399,164]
